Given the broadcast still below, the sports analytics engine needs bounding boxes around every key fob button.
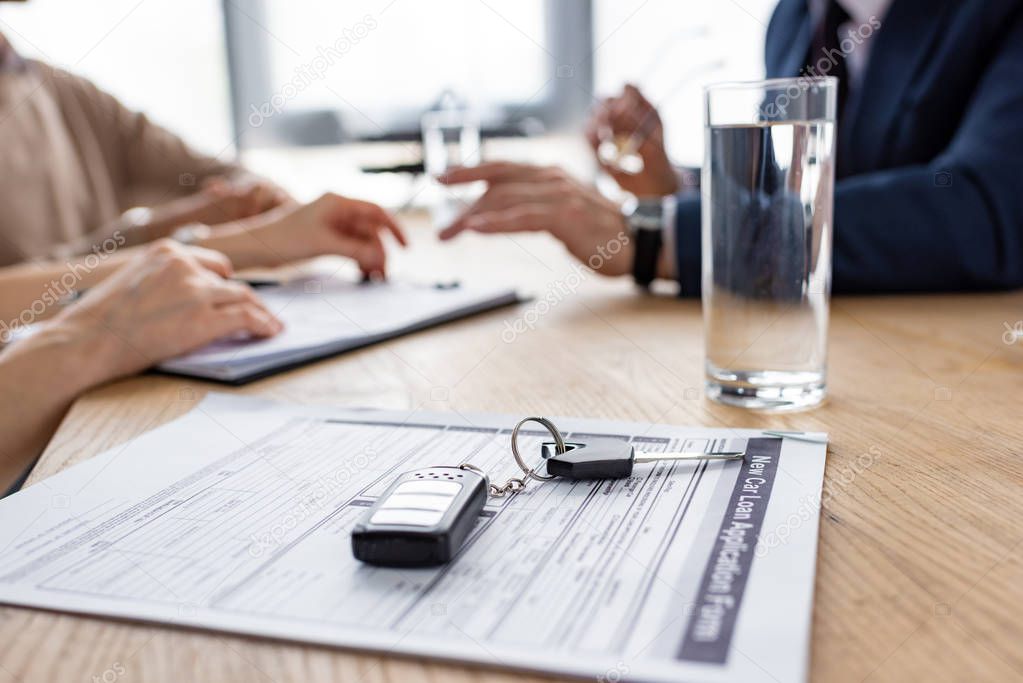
[393,480,462,495]
[380,493,456,512]
[369,509,444,527]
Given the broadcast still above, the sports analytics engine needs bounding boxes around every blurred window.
[0,0,776,162]
[224,0,593,147]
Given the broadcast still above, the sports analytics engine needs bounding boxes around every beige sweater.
[0,44,238,266]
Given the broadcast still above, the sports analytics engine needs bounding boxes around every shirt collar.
[812,0,893,26]
[838,0,893,26]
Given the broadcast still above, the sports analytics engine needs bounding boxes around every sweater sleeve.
[47,64,241,208]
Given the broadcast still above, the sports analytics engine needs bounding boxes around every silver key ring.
[510,416,564,482]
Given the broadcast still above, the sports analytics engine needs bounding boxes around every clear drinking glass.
[701,77,837,411]
[421,107,481,229]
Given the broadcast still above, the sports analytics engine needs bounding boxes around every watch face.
[636,197,666,211]
[630,208,664,231]
[631,218,663,232]
[624,197,665,232]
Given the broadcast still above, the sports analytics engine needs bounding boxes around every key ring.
[510,416,563,483]
[459,416,566,497]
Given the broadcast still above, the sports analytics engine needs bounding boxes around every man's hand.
[50,240,283,382]
[203,193,407,276]
[585,84,680,197]
[437,162,634,277]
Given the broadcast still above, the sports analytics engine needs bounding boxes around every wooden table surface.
[3,222,1022,682]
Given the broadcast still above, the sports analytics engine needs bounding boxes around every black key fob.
[543,438,635,479]
[351,466,487,567]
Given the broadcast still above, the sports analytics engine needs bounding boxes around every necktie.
[805,0,852,119]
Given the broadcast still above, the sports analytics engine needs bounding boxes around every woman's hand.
[202,192,407,275]
[195,175,294,224]
[585,84,680,197]
[0,240,281,485]
[122,177,293,244]
[48,240,283,382]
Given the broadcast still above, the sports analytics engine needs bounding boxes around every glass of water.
[421,107,481,229]
[701,77,837,411]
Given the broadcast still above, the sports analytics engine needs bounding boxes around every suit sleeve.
[674,9,1023,295]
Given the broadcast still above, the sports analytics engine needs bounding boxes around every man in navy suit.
[438,0,1023,294]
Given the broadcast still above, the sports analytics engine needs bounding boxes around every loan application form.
[0,394,827,682]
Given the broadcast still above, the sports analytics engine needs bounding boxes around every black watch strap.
[631,226,663,289]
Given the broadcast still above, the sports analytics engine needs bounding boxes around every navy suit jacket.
[674,0,1023,294]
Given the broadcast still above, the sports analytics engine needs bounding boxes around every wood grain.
[2,219,1022,682]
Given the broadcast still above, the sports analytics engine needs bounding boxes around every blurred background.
[0,0,774,205]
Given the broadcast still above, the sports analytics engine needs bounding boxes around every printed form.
[0,395,827,682]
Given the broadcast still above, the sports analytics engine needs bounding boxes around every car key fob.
[351,466,487,567]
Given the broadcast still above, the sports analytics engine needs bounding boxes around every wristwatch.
[623,197,668,288]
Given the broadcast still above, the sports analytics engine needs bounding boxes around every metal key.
[543,436,747,479]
